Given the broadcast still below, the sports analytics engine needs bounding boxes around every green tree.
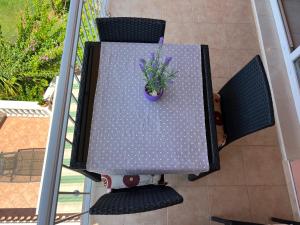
[0,0,67,101]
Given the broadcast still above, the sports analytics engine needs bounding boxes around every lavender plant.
[139,37,177,96]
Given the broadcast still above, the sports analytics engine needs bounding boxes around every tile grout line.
[166,207,169,225]
[241,146,255,222]
[207,184,212,225]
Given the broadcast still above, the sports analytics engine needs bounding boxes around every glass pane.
[281,0,300,49]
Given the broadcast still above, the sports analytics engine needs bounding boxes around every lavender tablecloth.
[86,42,209,175]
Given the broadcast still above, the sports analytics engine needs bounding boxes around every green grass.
[67,126,75,133]
[58,194,83,202]
[60,175,85,184]
[65,142,72,149]
[69,111,76,117]
[0,0,26,42]
[63,158,70,165]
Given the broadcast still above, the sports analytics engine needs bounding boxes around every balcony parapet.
[0,100,50,117]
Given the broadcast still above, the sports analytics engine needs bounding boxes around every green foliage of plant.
[76,2,99,61]
[50,0,70,14]
[139,37,177,96]
[0,0,67,101]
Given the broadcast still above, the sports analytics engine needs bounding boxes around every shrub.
[0,0,67,101]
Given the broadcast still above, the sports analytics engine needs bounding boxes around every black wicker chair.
[211,216,300,225]
[189,54,275,181]
[218,55,274,147]
[96,17,166,43]
[89,184,183,215]
[66,42,102,182]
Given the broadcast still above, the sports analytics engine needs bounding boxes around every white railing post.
[37,0,110,224]
[101,0,110,17]
[37,1,84,224]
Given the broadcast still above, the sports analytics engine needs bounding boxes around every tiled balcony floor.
[0,117,49,209]
[90,0,293,224]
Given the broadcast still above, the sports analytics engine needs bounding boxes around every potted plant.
[139,37,177,101]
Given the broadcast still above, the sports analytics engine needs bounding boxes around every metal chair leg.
[188,171,211,181]
[210,216,231,224]
[158,174,167,185]
[271,217,300,225]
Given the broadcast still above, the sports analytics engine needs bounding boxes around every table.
[85,42,215,175]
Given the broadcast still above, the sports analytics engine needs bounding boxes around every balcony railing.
[37,1,108,224]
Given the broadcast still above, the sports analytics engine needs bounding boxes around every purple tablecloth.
[86,42,209,175]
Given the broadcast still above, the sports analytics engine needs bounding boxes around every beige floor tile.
[90,215,125,225]
[135,0,162,19]
[166,173,208,187]
[109,0,141,17]
[233,126,278,147]
[169,215,210,225]
[192,0,253,24]
[224,0,253,24]
[192,0,227,24]
[212,77,229,92]
[161,0,192,9]
[167,186,210,225]
[190,0,206,23]
[224,23,259,50]
[164,22,182,44]
[242,146,286,186]
[161,1,194,23]
[207,146,246,186]
[164,22,204,44]
[124,209,167,225]
[226,49,260,78]
[208,186,252,222]
[209,49,230,78]
[248,186,293,224]
[199,24,228,49]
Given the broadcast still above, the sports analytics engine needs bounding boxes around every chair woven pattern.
[219,55,274,145]
[89,185,183,215]
[96,17,166,43]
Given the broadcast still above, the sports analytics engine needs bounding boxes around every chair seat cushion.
[213,93,227,148]
[89,184,183,215]
[101,174,161,190]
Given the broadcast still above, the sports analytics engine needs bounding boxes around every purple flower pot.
[144,87,163,101]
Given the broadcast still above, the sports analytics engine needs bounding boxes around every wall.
[252,0,300,160]
[252,0,300,219]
